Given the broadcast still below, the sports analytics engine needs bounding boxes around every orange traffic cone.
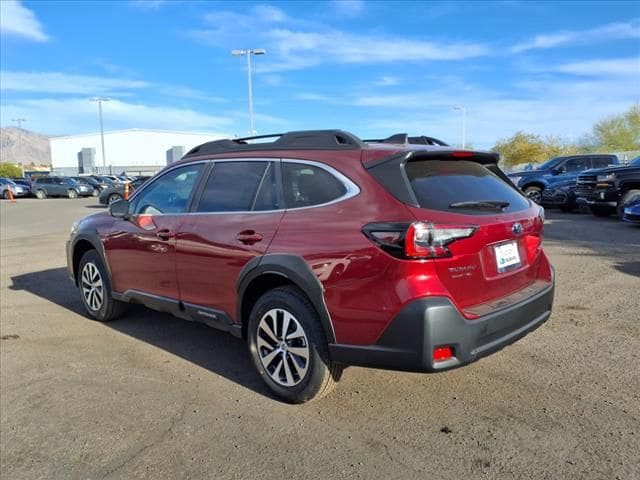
[124,182,130,200]
[8,188,15,203]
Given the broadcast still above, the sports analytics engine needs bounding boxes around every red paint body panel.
[176,211,284,316]
[104,214,183,299]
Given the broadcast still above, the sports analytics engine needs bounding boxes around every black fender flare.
[236,254,336,343]
[70,230,111,285]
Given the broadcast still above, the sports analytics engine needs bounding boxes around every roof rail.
[185,129,364,156]
[364,133,449,147]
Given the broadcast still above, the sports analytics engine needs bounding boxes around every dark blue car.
[508,154,619,204]
[622,197,640,224]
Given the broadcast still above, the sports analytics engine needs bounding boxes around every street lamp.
[453,105,466,149]
[90,97,110,168]
[11,118,26,166]
[231,48,266,135]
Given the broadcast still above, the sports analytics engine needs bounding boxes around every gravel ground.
[1,198,639,480]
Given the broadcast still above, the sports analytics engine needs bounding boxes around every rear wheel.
[67,189,78,199]
[524,186,543,204]
[247,286,342,403]
[35,189,46,199]
[617,189,640,217]
[77,250,126,322]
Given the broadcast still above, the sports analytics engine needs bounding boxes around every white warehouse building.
[50,129,228,176]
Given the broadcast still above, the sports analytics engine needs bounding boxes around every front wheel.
[35,189,47,199]
[77,250,126,322]
[108,193,122,204]
[67,189,78,199]
[2,189,10,200]
[92,189,99,197]
[247,286,343,403]
[524,186,543,204]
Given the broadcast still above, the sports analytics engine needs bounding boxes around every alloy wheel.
[81,262,104,311]
[257,308,310,387]
[526,189,542,204]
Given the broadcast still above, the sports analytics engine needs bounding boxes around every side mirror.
[109,199,130,219]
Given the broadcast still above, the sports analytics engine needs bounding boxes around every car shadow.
[85,205,106,209]
[9,267,271,399]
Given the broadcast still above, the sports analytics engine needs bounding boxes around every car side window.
[282,163,347,208]
[592,157,612,169]
[564,158,588,172]
[196,161,279,212]
[131,164,203,215]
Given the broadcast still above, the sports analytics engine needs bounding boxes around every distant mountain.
[0,127,51,166]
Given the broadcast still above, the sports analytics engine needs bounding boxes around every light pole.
[90,97,110,168]
[453,105,466,149]
[11,118,26,166]
[231,48,266,135]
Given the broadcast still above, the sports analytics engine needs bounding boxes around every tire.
[92,189,99,197]
[108,193,122,204]
[524,186,543,204]
[589,205,613,217]
[2,189,10,200]
[35,189,47,199]
[617,189,640,217]
[67,189,78,199]
[77,250,126,322]
[247,286,343,403]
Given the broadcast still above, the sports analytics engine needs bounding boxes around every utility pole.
[11,118,26,166]
[453,105,466,148]
[90,97,110,168]
[231,49,266,135]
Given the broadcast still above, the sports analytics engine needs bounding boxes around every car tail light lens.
[362,222,476,259]
[405,222,476,258]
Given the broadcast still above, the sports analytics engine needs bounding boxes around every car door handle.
[236,231,263,244]
[156,229,176,241]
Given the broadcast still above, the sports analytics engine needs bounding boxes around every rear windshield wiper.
[449,200,510,210]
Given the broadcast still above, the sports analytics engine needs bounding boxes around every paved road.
[1,198,639,479]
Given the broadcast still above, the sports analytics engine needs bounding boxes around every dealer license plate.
[495,241,521,272]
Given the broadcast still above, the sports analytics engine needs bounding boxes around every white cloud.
[0,0,49,42]
[253,4,288,22]
[511,20,640,53]
[550,57,640,76]
[130,0,169,9]
[287,74,638,149]
[0,71,149,95]
[374,76,400,87]
[258,28,489,72]
[330,0,365,17]
[1,97,232,135]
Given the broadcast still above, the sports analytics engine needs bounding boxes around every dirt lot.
[1,198,639,479]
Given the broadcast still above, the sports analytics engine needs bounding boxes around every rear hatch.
[366,150,546,312]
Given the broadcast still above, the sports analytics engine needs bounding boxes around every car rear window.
[405,160,530,214]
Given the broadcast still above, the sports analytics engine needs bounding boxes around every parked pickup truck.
[575,157,640,217]
[508,154,619,204]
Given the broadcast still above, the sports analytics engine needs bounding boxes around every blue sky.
[1,0,638,148]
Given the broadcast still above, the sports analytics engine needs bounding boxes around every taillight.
[406,222,476,258]
[362,222,476,259]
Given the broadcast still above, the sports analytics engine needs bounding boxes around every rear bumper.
[329,279,554,372]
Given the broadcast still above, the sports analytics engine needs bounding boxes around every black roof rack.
[363,133,449,147]
[185,130,364,156]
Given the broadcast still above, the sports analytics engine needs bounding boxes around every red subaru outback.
[67,130,554,403]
